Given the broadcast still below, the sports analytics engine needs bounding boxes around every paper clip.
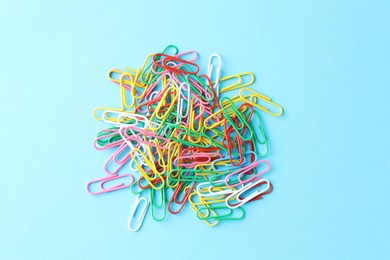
[127,194,149,232]
[176,82,191,122]
[219,72,255,93]
[139,45,179,85]
[239,87,283,117]
[129,148,165,190]
[150,188,166,222]
[168,182,195,214]
[196,205,245,221]
[207,54,222,97]
[225,160,270,187]
[103,142,132,175]
[251,110,269,157]
[225,178,271,209]
[86,174,134,195]
[188,190,219,226]
[93,127,123,151]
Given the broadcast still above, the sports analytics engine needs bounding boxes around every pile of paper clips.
[86,45,283,231]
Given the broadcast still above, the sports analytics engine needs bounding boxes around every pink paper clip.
[173,50,199,63]
[225,160,270,188]
[86,173,134,195]
[120,125,171,150]
[104,142,132,175]
[237,160,270,185]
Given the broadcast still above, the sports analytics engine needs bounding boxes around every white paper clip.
[225,178,271,209]
[207,54,222,97]
[176,82,191,123]
[128,194,149,232]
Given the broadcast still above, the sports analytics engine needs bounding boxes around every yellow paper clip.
[129,147,165,190]
[188,190,219,226]
[239,87,283,116]
[219,72,255,93]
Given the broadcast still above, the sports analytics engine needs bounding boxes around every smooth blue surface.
[1,1,389,259]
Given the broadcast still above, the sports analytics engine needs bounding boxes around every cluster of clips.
[86,45,283,231]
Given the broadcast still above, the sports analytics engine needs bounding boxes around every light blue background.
[1,0,389,259]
